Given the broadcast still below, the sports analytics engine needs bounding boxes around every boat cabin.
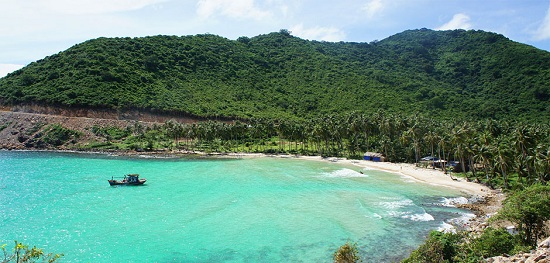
[126,174,140,183]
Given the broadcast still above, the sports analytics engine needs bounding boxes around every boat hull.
[108,179,146,186]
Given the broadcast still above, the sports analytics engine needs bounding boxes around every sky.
[1,0,550,77]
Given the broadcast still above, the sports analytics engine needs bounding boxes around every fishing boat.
[108,174,146,186]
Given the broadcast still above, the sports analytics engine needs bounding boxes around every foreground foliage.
[1,241,62,263]
[333,241,361,263]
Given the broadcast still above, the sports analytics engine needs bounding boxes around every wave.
[323,168,369,178]
[380,198,414,210]
[436,212,476,233]
[387,210,435,221]
[380,198,436,221]
[438,222,456,233]
[448,212,476,227]
[402,212,435,222]
[440,196,469,207]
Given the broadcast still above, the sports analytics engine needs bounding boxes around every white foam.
[440,196,469,207]
[438,222,456,233]
[448,212,476,226]
[402,212,434,222]
[380,199,414,210]
[324,168,369,178]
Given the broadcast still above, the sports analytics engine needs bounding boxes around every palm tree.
[424,130,439,168]
[451,122,471,175]
[493,138,513,189]
[536,144,550,183]
[437,133,450,173]
[513,126,536,181]
[473,131,494,184]
[164,119,182,149]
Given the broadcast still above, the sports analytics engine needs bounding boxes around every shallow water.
[0,151,469,262]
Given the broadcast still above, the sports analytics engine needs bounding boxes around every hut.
[363,152,384,162]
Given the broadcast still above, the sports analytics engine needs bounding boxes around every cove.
[0,151,470,262]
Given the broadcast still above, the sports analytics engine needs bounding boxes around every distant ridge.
[1,29,549,121]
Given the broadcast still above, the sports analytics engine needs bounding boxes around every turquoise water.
[0,151,469,262]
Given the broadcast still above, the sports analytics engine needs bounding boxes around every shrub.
[402,231,462,263]
[42,124,81,146]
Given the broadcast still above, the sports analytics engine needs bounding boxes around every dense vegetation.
[1,29,549,121]
[402,228,526,263]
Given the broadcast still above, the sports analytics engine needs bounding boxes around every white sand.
[300,156,491,197]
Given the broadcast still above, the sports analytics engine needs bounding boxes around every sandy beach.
[314,156,491,197]
[223,153,492,198]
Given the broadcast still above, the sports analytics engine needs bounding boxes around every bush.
[42,124,81,146]
[402,231,462,263]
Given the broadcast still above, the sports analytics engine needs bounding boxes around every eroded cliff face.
[0,111,140,150]
[0,103,241,150]
[0,105,208,150]
[7,104,204,123]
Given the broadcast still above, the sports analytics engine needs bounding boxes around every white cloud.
[436,13,472,30]
[196,0,272,20]
[290,24,346,42]
[0,64,25,78]
[533,5,550,40]
[36,0,167,15]
[362,0,384,19]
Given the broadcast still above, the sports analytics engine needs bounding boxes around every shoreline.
[222,152,493,198]
[1,149,492,197]
[3,149,501,227]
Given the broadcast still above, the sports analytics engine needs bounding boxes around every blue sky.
[1,0,550,77]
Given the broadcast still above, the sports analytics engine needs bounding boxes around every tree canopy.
[1,29,549,121]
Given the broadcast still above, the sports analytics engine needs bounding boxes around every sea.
[0,151,473,262]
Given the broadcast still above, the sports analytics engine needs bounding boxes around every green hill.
[1,29,549,121]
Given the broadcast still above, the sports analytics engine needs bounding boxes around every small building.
[506,226,518,235]
[363,152,384,162]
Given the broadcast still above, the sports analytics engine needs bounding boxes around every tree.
[279,29,292,36]
[451,122,471,175]
[333,241,360,263]
[494,184,550,246]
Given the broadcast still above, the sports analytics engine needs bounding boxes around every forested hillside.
[1,29,549,121]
